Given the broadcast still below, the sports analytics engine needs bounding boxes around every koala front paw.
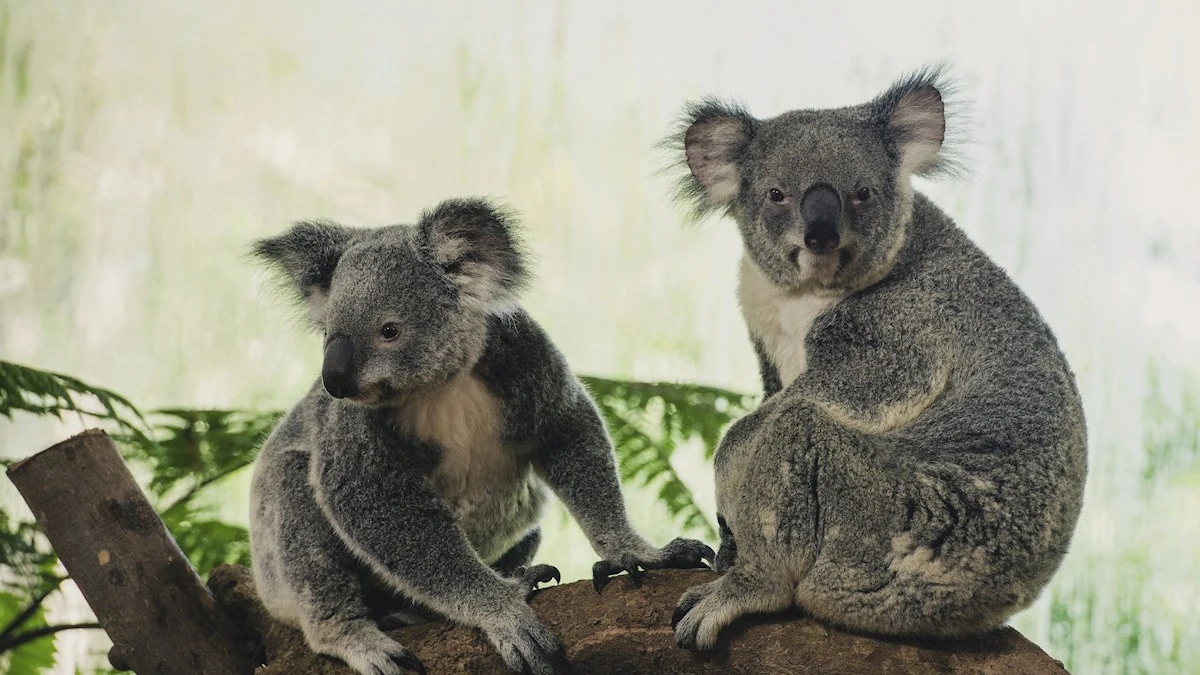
[482,605,575,675]
[512,563,562,600]
[591,537,715,593]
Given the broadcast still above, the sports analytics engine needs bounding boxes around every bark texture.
[6,429,253,675]
[209,564,1070,675]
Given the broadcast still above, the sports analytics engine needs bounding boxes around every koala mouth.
[345,382,397,407]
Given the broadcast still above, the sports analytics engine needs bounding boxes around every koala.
[666,67,1088,650]
[247,198,714,675]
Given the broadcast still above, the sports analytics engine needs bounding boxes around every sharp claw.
[550,566,561,585]
[391,651,427,675]
[700,544,716,564]
[549,645,576,675]
[627,564,644,588]
[591,561,615,594]
[671,593,701,630]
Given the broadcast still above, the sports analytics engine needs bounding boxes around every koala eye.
[380,323,400,342]
[854,186,872,203]
[768,188,786,203]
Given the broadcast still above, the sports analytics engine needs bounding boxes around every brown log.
[6,429,253,675]
[209,564,1070,675]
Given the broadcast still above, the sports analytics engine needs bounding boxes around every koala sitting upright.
[667,68,1087,650]
[248,198,713,675]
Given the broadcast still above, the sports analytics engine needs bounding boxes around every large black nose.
[800,183,842,253]
[321,335,359,399]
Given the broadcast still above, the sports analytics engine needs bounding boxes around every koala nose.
[322,335,359,399]
[800,183,842,253]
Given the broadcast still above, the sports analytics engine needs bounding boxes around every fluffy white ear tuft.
[418,198,530,315]
[252,220,356,328]
[669,98,755,220]
[871,65,963,180]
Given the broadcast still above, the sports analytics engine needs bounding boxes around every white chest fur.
[737,256,844,389]
[393,374,518,499]
[392,373,542,561]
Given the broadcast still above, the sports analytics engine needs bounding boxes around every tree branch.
[0,578,66,642]
[6,429,254,675]
[0,622,101,653]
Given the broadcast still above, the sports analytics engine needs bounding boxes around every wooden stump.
[6,429,253,675]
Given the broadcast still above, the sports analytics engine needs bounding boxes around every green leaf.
[159,501,252,575]
[580,376,753,540]
[0,360,150,442]
[0,512,59,597]
[116,408,282,505]
[0,592,57,675]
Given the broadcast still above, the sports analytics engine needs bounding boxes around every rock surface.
[208,564,1069,675]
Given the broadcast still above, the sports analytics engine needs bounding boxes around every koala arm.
[792,307,951,435]
[531,384,714,588]
[474,312,713,589]
[310,413,569,673]
[531,386,645,556]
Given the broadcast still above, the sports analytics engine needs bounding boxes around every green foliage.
[583,376,753,539]
[0,511,59,597]
[0,360,148,443]
[118,408,282,506]
[0,592,57,675]
[0,513,62,675]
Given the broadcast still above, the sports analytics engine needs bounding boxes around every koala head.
[673,66,960,292]
[253,198,529,404]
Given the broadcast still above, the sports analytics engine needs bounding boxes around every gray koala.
[248,198,714,675]
[666,68,1087,650]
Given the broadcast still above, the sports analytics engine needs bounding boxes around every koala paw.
[307,620,426,675]
[512,563,562,599]
[483,605,575,675]
[671,580,726,652]
[592,537,715,593]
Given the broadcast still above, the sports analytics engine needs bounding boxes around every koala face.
[254,199,528,405]
[318,232,484,403]
[675,67,957,291]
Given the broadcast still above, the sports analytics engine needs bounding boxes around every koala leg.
[263,452,426,675]
[689,399,1022,646]
[714,514,737,575]
[284,526,426,675]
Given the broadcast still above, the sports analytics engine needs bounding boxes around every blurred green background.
[1,0,1197,673]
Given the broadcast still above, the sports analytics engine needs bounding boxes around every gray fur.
[248,198,712,675]
[667,68,1087,650]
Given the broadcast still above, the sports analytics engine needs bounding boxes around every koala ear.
[871,65,960,179]
[252,220,355,327]
[418,198,529,314]
[671,98,756,219]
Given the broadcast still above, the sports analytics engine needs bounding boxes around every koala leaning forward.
[668,68,1087,649]
[248,199,713,675]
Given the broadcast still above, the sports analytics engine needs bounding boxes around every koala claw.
[661,537,717,569]
[670,591,702,631]
[487,610,576,675]
[592,537,716,594]
[671,582,717,651]
[515,564,562,599]
[386,650,427,675]
[591,557,645,593]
